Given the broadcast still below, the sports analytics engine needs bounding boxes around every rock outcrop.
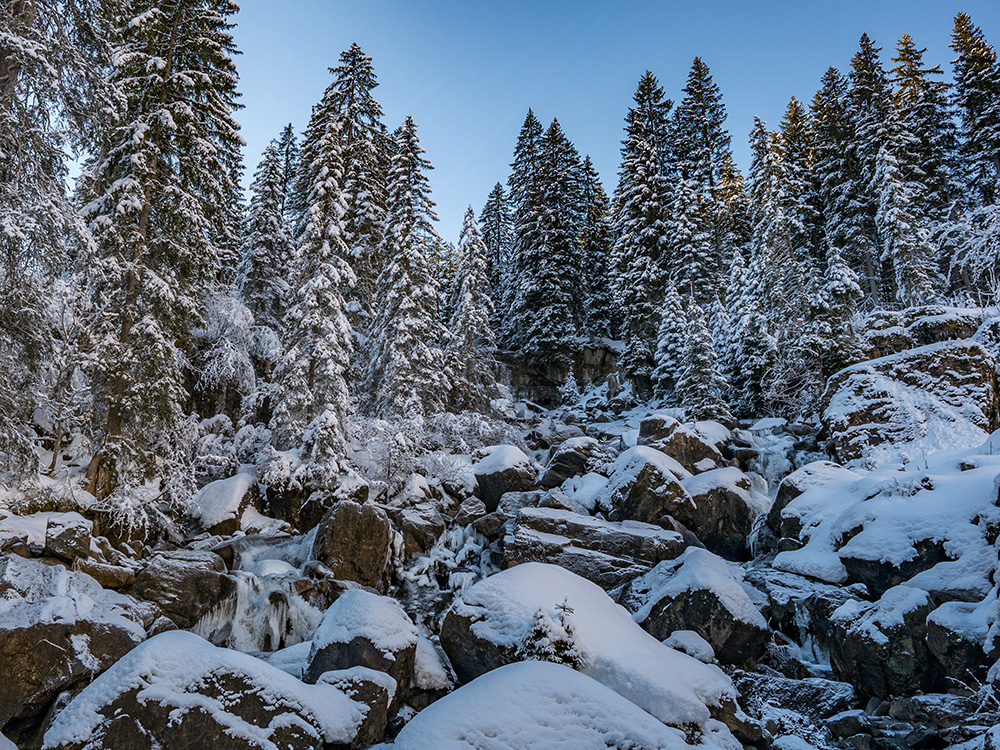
[310,501,394,592]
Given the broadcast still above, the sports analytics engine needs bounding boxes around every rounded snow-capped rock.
[637,414,726,474]
[133,549,236,629]
[829,585,942,700]
[0,556,146,728]
[395,502,446,560]
[538,437,602,489]
[43,513,93,563]
[310,501,393,592]
[304,590,418,711]
[925,601,991,683]
[454,497,487,526]
[679,467,768,561]
[618,547,771,666]
[602,446,694,529]
[184,473,260,537]
[472,445,536,512]
[42,631,371,750]
[315,667,397,747]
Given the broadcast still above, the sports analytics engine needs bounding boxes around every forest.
[2,2,1000,750]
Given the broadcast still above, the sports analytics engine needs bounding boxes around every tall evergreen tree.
[479,181,511,328]
[447,207,499,412]
[276,122,299,220]
[779,96,821,274]
[674,301,732,423]
[613,73,672,385]
[364,116,446,419]
[579,157,615,339]
[84,0,243,499]
[651,284,687,401]
[271,115,354,456]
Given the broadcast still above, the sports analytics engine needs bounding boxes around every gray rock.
[397,502,446,560]
[503,507,685,589]
[539,437,602,489]
[133,550,235,629]
[603,446,695,528]
[679,467,765,560]
[733,670,856,723]
[637,415,725,473]
[316,668,396,748]
[44,514,93,563]
[473,445,536,512]
[454,497,487,526]
[310,501,393,592]
[925,601,990,682]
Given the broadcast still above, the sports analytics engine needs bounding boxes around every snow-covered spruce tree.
[270,114,354,469]
[238,139,293,333]
[715,154,752,267]
[0,0,109,471]
[947,13,1000,291]
[84,0,243,500]
[446,207,499,413]
[847,34,893,302]
[670,57,734,304]
[517,605,583,670]
[778,96,822,276]
[276,122,299,220]
[509,119,586,365]
[364,116,446,419]
[579,156,615,339]
[805,242,863,380]
[651,283,687,403]
[479,181,512,332]
[613,73,671,387]
[502,108,543,349]
[674,301,732,424]
[292,43,389,347]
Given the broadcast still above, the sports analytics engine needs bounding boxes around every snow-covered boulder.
[310,501,394,592]
[926,599,992,683]
[766,461,857,541]
[822,340,998,467]
[472,445,536,511]
[304,590,418,706]
[679,467,769,560]
[42,631,369,750]
[185,473,260,536]
[862,305,986,358]
[386,661,714,750]
[439,562,741,742]
[538,436,603,489]
[638,414,726,473]
[504,506,686,589]
[317,667,397,747]
[43,513,93,562]
[829,585,940,699]
[454,497,487,526]
[601,446,695,528]
[733,671,856,726]
[619,548,771,665]
[394,502,447,560]
[0,555,146,726]
[133,549,236,629]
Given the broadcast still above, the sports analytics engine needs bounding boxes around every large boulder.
[310,501,393,592]
[538,437,603,489]
[822,340,999,467]
[0,556,146,727]
[766,461,856,541]
[389,661,696,750]
[472,445,536,512]
[42,631,369,750]
[44,513,93,563]
[829,585,942,699]
[862,306,986,358]
[503,507,686,589]
[679,468,768,560]
[733,671,856,725]
[925,600,991,683]
[133,550,236,628]
[637,414,726,473]
[618,547,771,665]
[304,590,418,705]
[184,473,260,536]
[601,446,695,528]
[316,668,396,748]
[439,562,739,740]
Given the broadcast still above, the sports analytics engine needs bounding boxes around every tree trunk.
[0,1,35,100]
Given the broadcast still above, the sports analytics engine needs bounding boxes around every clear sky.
[233,1,1000,243]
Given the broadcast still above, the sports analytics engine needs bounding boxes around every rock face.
[473,445,536,512]
[822,340,999,466]
[637,415,725,473]
[266,472,370,533]
[829,585,942,699]
[618,547,771,665]
[310,501,393,592]
[304,590,418,706]
[925,601,990,682]
[0,556,146,726]
[538,437,602,489]
[733,671,856,724]
[395,503,446,560]
[679,468,767,560]
[503,507,686,589]
[862,306,985,358]
[42,631,368,750]
[602,446,694,528]
[133,550,236,628]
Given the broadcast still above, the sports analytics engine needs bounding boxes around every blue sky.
[234,1,1000,243]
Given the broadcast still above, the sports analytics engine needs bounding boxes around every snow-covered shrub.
[560,372,580,406]
[516,600,584,670]
[422,411,525,454]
